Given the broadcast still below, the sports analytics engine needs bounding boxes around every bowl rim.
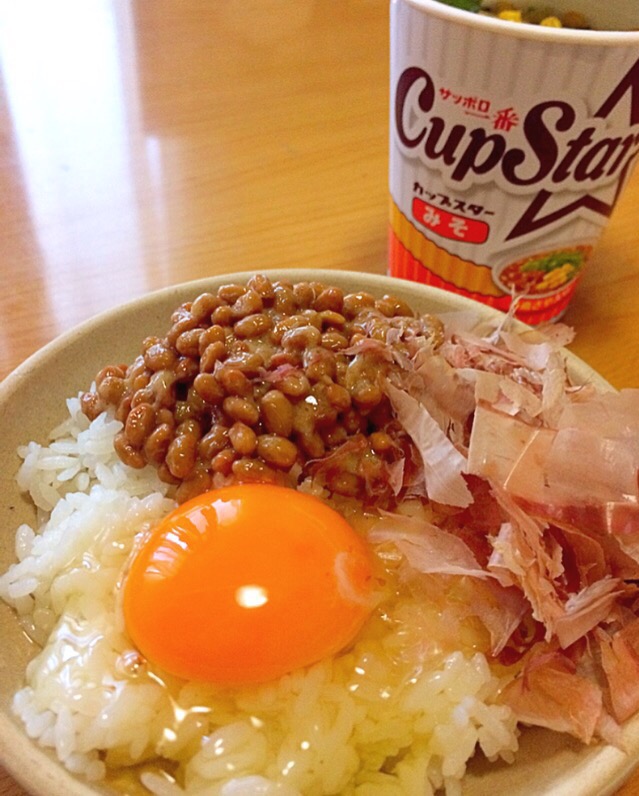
[0,269,606,396]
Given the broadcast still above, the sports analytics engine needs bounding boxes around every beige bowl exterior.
[0,269,636,796]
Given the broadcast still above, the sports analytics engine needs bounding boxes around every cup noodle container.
[389,0,639,323]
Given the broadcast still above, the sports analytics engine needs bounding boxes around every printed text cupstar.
[394,58,639,239]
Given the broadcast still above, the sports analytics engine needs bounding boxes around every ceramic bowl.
[0,269,636,796]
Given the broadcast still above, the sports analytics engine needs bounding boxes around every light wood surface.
[1,1,638,795]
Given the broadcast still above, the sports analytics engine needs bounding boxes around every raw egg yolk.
[122,484,375,684]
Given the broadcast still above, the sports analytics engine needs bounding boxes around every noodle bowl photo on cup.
[1,270,639,796]
[493,244,593,316]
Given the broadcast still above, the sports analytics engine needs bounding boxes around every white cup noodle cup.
[388,0,639,323]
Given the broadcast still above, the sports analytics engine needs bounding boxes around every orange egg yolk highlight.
[122,484,375,684]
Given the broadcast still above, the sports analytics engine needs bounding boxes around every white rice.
[0,397,519,795]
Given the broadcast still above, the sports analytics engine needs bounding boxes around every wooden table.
[0,1,638,794]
